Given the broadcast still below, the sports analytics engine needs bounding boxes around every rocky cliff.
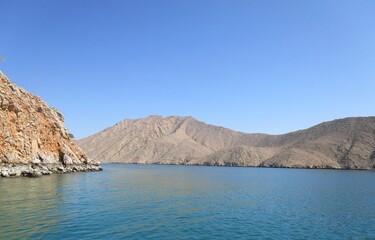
[77,115,375,170]
[0,72,101,177]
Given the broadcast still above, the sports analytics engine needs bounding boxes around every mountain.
[77,115,375,169]
[0,72,101,177]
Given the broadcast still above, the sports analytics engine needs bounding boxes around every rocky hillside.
[77,115,375,170]
[0,72,101,177]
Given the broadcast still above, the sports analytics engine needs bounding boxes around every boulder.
[38,152,57,164]
[28,171,42,178]
[1,171,10,177]
[63,154,73,165]
[32,158,41,164]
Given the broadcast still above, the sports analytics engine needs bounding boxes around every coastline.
[102,162,375,170]
[0,163,102,178]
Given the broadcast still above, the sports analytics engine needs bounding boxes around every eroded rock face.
[0,71,100,176]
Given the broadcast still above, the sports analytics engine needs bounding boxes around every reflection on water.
[1,165,375,239]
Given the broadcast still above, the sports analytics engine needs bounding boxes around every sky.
[1,0,375,139]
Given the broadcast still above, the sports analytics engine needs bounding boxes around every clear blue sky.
[1,0,375,139]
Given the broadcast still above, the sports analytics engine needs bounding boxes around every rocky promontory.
[0,71,101,177]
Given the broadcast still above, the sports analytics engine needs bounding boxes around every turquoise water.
[0,164,374,239]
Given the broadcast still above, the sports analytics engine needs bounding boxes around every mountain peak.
[77,115,375,169]
[144,115,195,120]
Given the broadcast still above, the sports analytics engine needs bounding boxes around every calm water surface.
[0,164,374,239]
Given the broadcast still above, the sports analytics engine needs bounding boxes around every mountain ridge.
[77,115,375,169]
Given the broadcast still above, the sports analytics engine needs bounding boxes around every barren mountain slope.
[77,115,375,169]
[78,116,215,164]
[262,117,375,169]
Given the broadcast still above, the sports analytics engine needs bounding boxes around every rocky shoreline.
[1,72,103,178]
[107,161,375,170]
[0,163,102,178]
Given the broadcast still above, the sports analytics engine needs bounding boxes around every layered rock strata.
[0,72,101,177]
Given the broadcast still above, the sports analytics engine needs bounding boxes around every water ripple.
[1,165,375,239]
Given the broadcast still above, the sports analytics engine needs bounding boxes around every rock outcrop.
[0,72,101,177]
[77,115,375,170]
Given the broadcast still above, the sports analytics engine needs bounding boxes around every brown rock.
[0,71,101,175]
[63,154,73,165]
